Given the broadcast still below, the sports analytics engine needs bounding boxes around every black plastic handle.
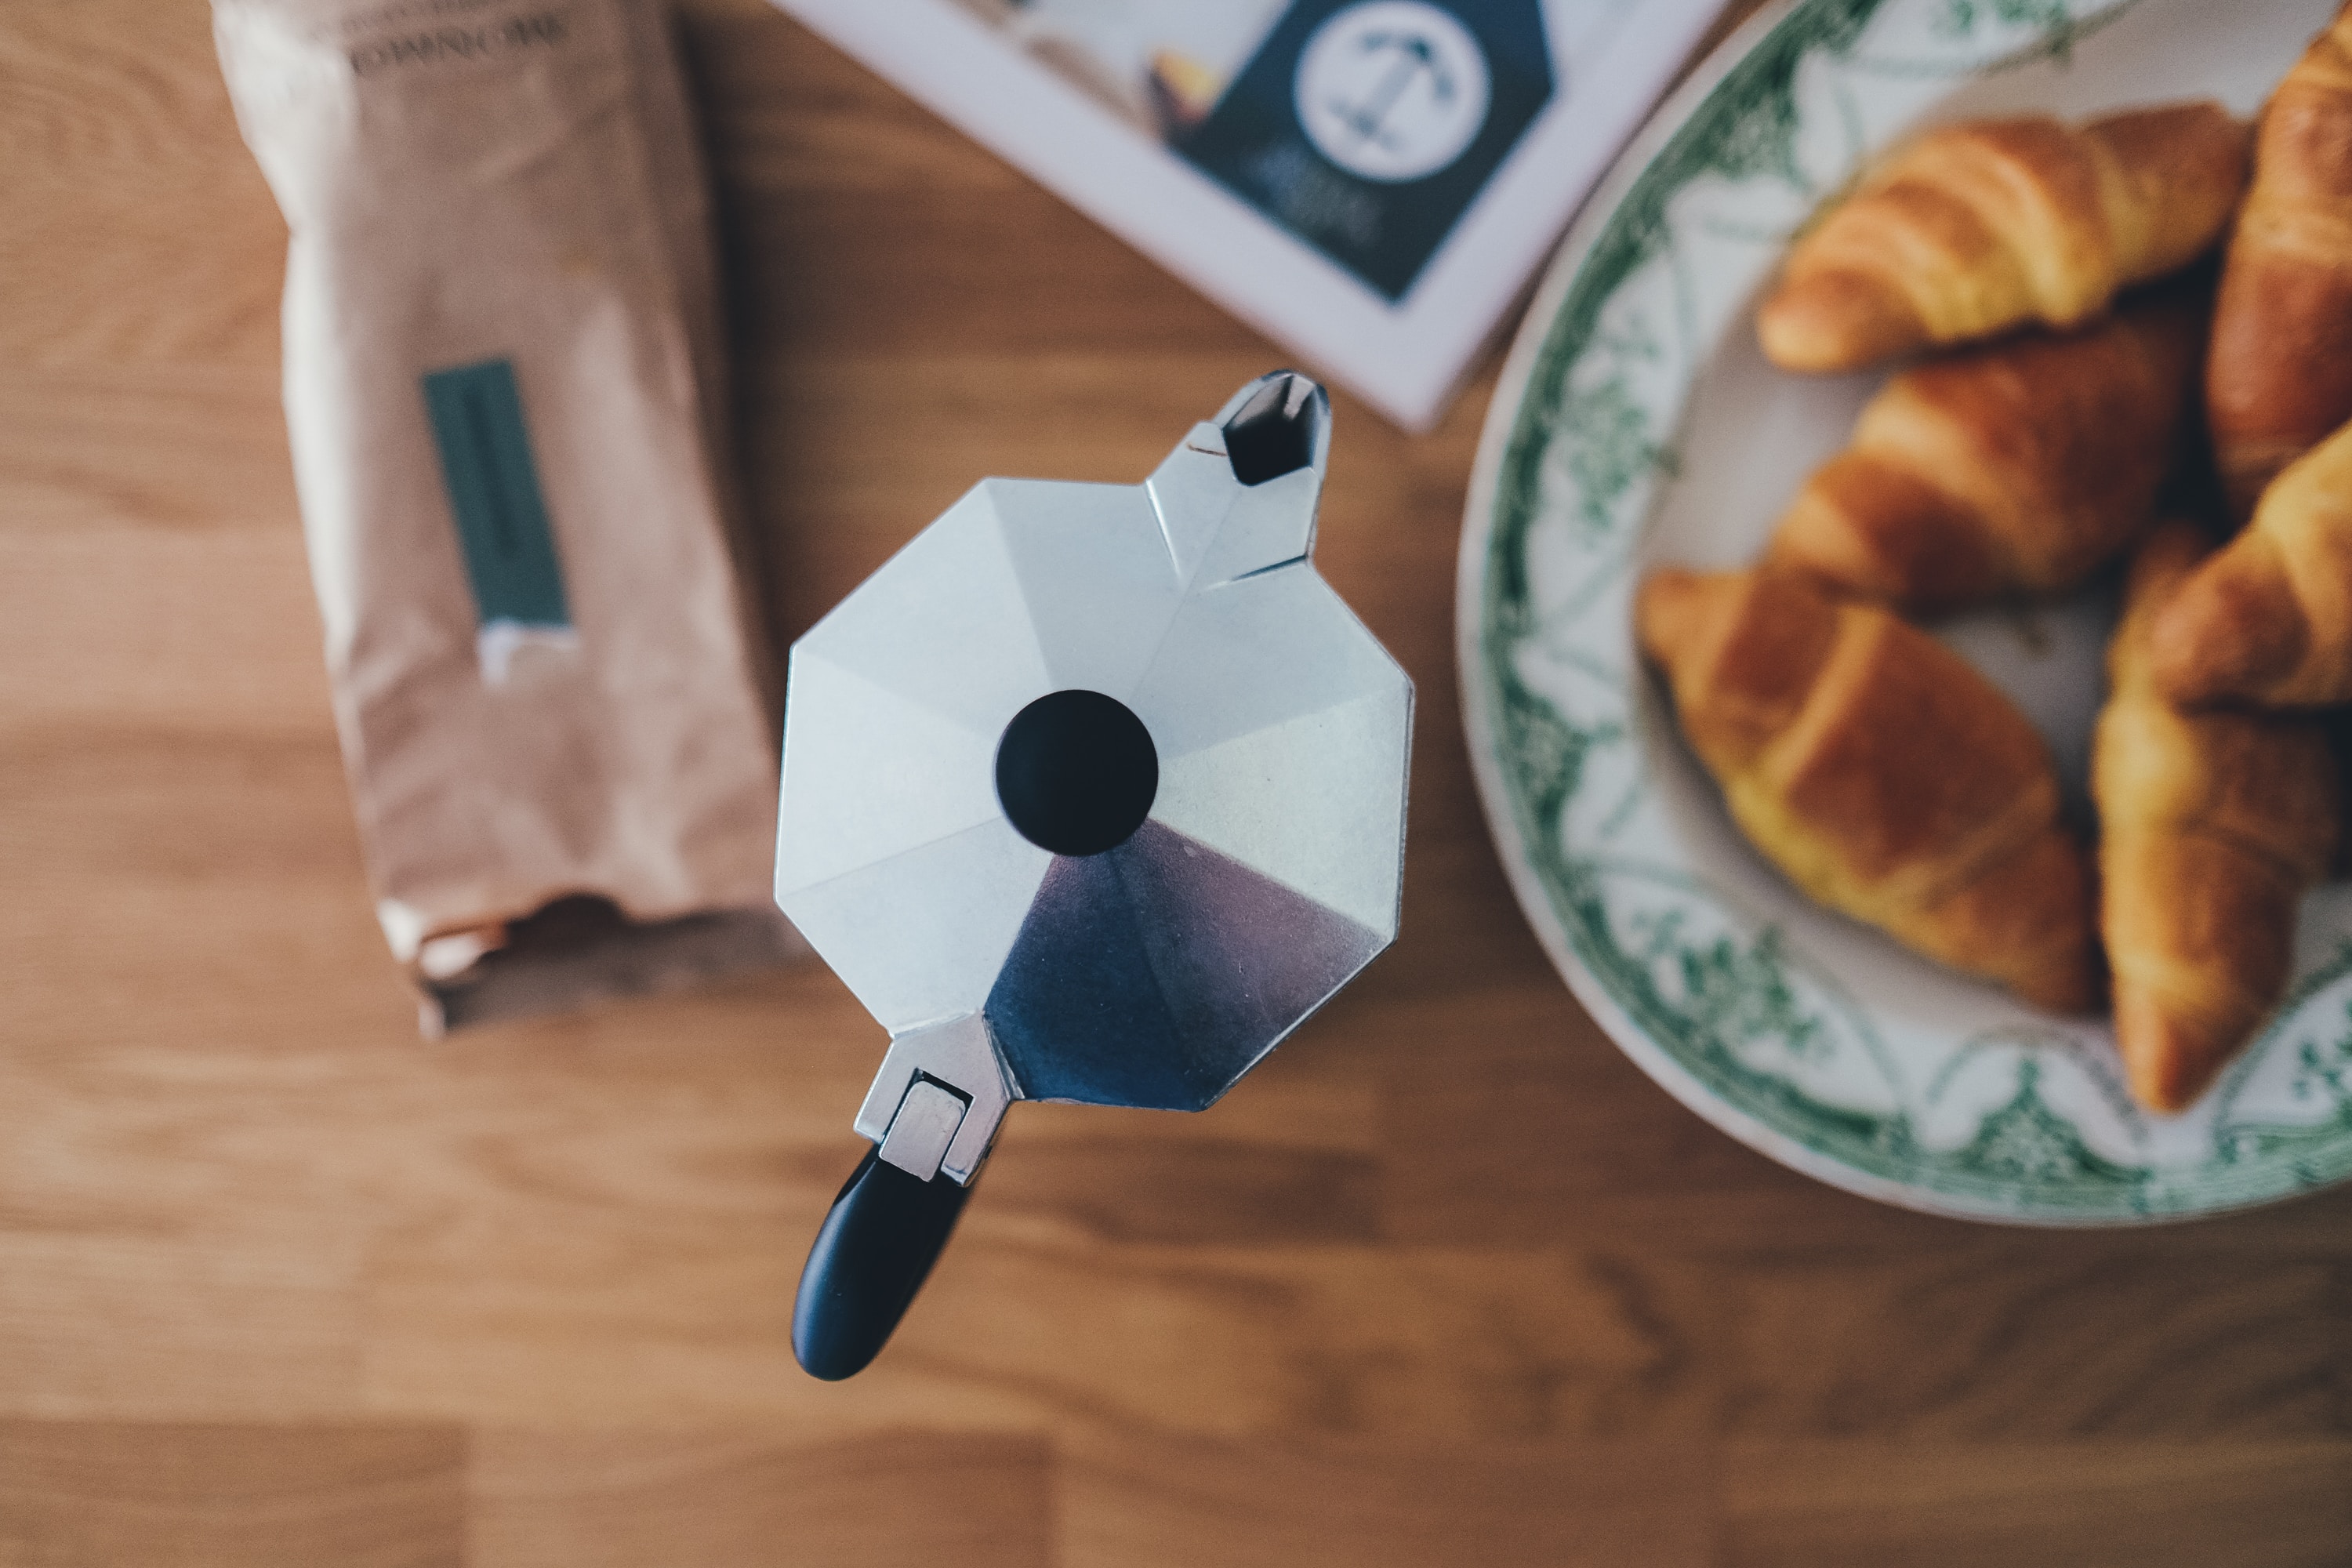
[791,1146,972,1380]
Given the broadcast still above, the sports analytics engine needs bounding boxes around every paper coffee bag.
[215,0,797,1032]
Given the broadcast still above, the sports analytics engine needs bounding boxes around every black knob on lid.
[995,688,1158,858]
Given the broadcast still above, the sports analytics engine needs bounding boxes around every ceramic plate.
[1458,0,2352,1222]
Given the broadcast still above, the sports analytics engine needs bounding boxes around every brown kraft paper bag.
[214,0,798,1033]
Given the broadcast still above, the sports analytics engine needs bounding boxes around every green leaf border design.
[1472,0,2352,1221]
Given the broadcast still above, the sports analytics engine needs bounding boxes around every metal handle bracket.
[877,1075,969,1181]
[851,1012,1014,1185]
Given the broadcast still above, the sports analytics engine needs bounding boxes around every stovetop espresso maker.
[774,372,1412,1378]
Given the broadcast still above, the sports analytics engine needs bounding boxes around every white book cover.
[769,0,1726,431]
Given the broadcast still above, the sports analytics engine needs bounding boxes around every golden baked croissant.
[1637,565,2097,1011]
[1766,291,2200,608]
[2095,522,2339,1112]
[2151,415,2352,706]
[1759,103,2248,373]
[2209,3,2352,521]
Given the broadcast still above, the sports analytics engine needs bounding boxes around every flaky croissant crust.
[1639,566,2098,1012]
[1759,103,2246,373]
[2153,415,2352,707]
[1767,292,2199,608]
[2096,523,2339,1112]
[2207,5,2352,520]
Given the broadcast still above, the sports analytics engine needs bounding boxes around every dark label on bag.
[421,358,571,632]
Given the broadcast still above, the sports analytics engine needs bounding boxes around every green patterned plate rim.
[1457,0,2352,1224]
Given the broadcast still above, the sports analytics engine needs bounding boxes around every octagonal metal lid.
[774,373,1411,1112]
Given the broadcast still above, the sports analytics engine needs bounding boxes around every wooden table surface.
[5,2,2351,1563]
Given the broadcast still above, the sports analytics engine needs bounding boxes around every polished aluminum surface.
[776,372,1412,1174]
[876,1078,968,1181]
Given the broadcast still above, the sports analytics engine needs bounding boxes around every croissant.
[2095,523,2339,1112]
[1766,291,2200,608]
[2209,3,2352,521]
[1637,565,2097,1011]
[1759,103,2248,373]
[2151,415,2352,706]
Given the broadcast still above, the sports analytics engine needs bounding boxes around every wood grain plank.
[1060,1430,1717,1568]
[0,723,413,1048]
[976,1117,1382,1248]
[0,368,299,532]
[1723,1440,2352,1568]
[363,1232,1668,1436]
[470,1428,1053,1568]
[859,1240,1673,1440]
[1378,981,2352,1246]
[0,0,283,369]
[0,1419,465,1568]
[1376,989,1809,1246]
[0,1233,361,1418]
[679,0,1035,194]
[0,529,325,736]
[0,971,866,1250]
[1377,993,2352,1440]
[1701,1243,2352,1439]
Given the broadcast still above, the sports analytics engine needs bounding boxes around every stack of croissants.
[1639,8,2352,1114]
